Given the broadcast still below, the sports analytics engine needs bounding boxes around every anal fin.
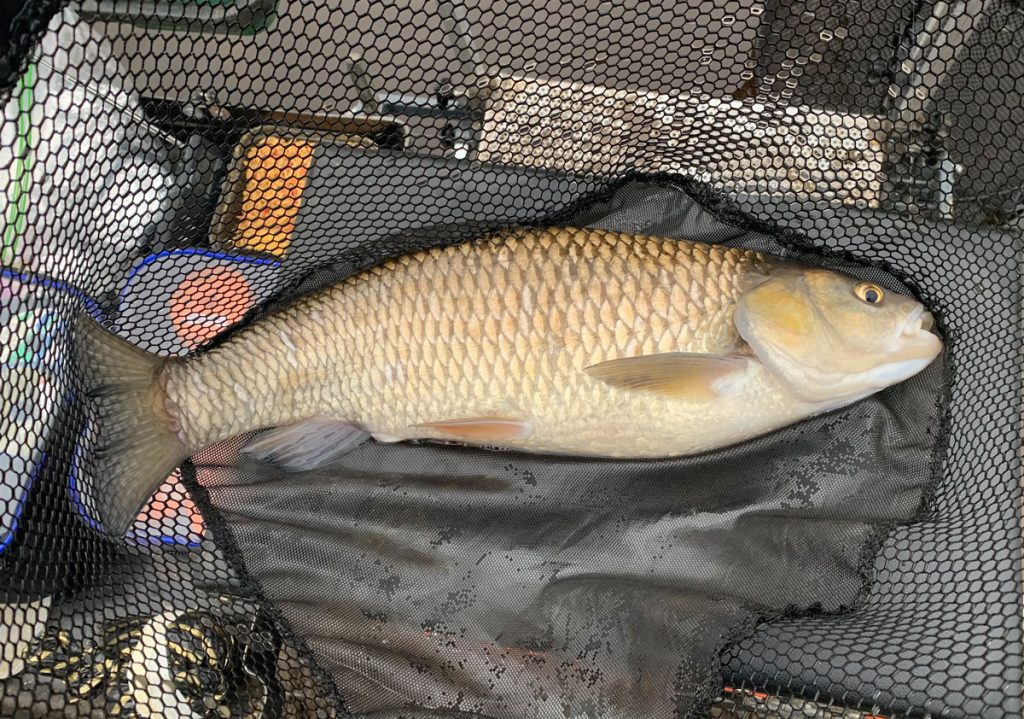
[241,417,370,470]
[415,417,533,443]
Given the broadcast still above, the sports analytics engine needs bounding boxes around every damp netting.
[0,1,1021,718]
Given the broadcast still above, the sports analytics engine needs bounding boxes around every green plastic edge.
[2,62,35,267]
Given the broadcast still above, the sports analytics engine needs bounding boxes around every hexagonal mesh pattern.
[0,1,1020,718]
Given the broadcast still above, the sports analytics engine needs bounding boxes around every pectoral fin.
[415,417,533,442]
[583,352,749,400]
[241,417,371,470]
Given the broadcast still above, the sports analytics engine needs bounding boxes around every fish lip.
[901,307,924,337]
[901,306,936,338]
[920,310,935,332]
[890,309,943,367]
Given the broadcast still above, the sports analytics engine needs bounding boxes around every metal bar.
[436,0,483,86]
[347,53,377,116]
[889,0,993,125]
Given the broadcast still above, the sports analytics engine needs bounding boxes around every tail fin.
[75,316,189,536]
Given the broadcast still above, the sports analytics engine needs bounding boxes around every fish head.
[733,267,942,404]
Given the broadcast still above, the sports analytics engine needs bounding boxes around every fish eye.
[854,282,884,304]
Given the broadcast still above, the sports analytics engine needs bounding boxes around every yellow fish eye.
[854,282,884,304]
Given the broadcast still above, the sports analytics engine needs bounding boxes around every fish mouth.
[901,307,935,337]
[852,309,941,393]
[889,307,942,367]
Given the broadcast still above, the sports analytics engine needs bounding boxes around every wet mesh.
[0,2,1020,718]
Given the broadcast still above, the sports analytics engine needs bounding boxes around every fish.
[75,227,942,535]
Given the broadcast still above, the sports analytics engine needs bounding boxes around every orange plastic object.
[231,136,315,255]
[169,266,255,350]
[134,469,205,542]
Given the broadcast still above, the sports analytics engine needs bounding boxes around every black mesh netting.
[0,2,1020,718]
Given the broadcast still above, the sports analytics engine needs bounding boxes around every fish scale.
[163,228,782,456]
